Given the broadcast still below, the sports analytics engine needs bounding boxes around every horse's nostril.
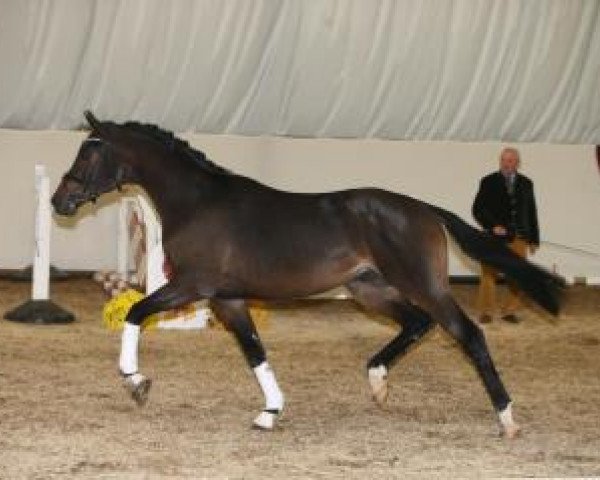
[50,193,76,215]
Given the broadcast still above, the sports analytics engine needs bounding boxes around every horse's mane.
[120,121,231,176]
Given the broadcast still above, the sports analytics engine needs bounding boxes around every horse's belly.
[236,245,368,299]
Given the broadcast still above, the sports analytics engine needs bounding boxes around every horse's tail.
[428,204,565,315]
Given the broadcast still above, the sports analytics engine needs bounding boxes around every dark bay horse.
[52,111,563,437]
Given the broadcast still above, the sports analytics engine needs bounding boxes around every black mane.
[120,121,231,176]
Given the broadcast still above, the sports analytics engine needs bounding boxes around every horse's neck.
[134,155,214,235]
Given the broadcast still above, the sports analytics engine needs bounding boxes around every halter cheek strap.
[64,137,127,197]
[63,137,106,185]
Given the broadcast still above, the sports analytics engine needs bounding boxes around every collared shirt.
[503,172,516,195]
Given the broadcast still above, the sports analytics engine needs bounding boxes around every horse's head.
[52,111,131,216]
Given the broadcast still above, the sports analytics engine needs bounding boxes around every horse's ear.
[84,110,101,131]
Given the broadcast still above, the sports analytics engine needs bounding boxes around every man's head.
[499,147,520,176]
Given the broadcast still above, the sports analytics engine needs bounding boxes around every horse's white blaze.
[119,323,140,375]
[253,361,284,411]
[368,365,388,402]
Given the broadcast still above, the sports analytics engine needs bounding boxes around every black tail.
[429,205,565,315]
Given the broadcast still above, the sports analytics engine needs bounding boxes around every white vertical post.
[136,194,166,295]
[117,199,132,277]
[116,194,209,330]
[4,163,73,324]
[32,165,51,301]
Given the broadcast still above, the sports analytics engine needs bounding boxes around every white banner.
[0,0,599,143]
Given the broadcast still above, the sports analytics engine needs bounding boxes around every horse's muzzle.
[51,193,79,216]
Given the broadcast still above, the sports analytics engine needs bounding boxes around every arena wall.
[1,129,598,281]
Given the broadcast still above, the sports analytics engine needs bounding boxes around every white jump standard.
[4,164,74,324]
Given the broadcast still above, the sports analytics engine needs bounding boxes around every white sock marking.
[368,365,388,389]
[253,361,284,411]
[369,364,387,380]
[498,402,515,427]
[119,323,140,375]
[126,372,145,387]
[368,365,389,403]
[253,410,278,430]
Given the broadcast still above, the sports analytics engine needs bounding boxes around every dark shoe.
[479,314,493,324]
[501,313,520,324]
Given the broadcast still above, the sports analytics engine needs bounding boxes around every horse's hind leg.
[423,292,520,438]
[346,271,435,404]
[210,299,284,430]
[366,303,434,404]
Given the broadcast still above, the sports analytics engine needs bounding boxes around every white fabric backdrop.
[1,0,599,142]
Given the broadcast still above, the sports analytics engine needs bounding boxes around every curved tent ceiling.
[0,0,599,143]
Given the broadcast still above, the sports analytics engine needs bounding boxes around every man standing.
[472,147,540,324]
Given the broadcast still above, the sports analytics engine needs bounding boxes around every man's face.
[500,150,519,175]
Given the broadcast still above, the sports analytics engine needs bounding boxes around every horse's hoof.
[372,383,388,405]
[123,374,152,407]
[502,422,522,439]
[252,410,280,430]
[368,365,388,405]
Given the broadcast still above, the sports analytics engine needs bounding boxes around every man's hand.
[492,225,507,236]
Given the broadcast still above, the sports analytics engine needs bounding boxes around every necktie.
[506,174,515,195]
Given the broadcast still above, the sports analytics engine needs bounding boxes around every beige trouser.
[477,238,529,316]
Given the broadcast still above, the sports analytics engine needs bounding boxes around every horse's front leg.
[119,278,198,405]
[210,299,284,430]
